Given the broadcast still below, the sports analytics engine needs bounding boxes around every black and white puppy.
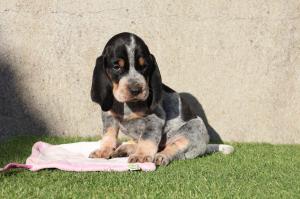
[89,32,233,165]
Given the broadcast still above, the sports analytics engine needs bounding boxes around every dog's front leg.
[128,114,164,163]
[89,111,119,159]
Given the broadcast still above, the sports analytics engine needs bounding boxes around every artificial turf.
[0,136,299,198]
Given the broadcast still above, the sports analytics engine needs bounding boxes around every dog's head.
[91,32,162,111]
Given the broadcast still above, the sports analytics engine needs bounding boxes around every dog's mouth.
[126,98,141,102]
[113,89,149,103]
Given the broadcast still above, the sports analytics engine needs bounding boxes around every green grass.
[0,136,299,199]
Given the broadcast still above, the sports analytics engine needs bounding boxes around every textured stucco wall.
[0,0,299,143]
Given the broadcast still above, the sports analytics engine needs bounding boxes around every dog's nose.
[129,86,142,96]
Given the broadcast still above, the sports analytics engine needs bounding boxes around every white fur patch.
[206,144,234,155]
[126,35,136,74]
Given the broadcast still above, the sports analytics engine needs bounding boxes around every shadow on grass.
[0,136,45,166]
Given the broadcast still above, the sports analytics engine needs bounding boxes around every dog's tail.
[206,144,234,155]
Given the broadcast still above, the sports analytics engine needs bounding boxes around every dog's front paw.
[154,153,170,166]
[128,153,154,163]
[88,147,114,159]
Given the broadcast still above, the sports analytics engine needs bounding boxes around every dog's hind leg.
[154,117,209,166]
[154,136,190,166]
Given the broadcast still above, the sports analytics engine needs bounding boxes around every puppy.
[89,32,233,165]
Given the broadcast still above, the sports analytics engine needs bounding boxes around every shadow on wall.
[0,59,50,141]
[180,93,223,143]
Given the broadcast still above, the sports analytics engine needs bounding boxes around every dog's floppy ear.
[91,56,113,111]
[148,54,162,110]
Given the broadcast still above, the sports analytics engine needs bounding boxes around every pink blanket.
[0,141,156,172]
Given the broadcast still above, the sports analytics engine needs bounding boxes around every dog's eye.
[112,59,124,72]
[112,65,121,72]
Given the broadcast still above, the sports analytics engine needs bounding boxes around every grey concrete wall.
[0,0,299,143]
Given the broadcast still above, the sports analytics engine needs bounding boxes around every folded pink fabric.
[0,141,156,172]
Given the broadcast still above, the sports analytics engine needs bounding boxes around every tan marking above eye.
[118,59,125,67]
[138,57,145,66]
